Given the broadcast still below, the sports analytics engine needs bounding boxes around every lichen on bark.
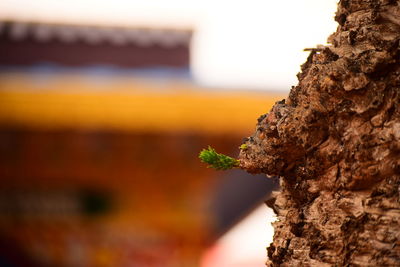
[239,0,400,266]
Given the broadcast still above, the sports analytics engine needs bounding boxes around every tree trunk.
[239,0,400,266]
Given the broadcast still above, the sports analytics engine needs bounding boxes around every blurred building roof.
[0,21,192,67]
[0,21,191,47]
[0,73,283,134]
[0,20,285,134]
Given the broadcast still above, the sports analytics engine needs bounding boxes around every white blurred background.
[0,0,338,90]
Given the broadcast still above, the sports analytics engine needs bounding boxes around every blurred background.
[0,1,337,266]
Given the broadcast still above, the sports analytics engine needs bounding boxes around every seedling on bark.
[199,146,239,170]
[239,144,248,150]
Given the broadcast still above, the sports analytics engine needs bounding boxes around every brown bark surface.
[239,0,400,266]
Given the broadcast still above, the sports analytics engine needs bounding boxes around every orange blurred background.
[0,21,281,267]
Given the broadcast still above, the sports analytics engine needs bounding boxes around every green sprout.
[199,146,239,170]
[239,144,248,150]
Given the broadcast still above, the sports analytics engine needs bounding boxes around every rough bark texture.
[239,0,400,266]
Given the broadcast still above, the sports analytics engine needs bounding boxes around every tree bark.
[239,0,400,266]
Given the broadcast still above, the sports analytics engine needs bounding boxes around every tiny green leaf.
[239,144,248,150]
[199,146,239,170]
